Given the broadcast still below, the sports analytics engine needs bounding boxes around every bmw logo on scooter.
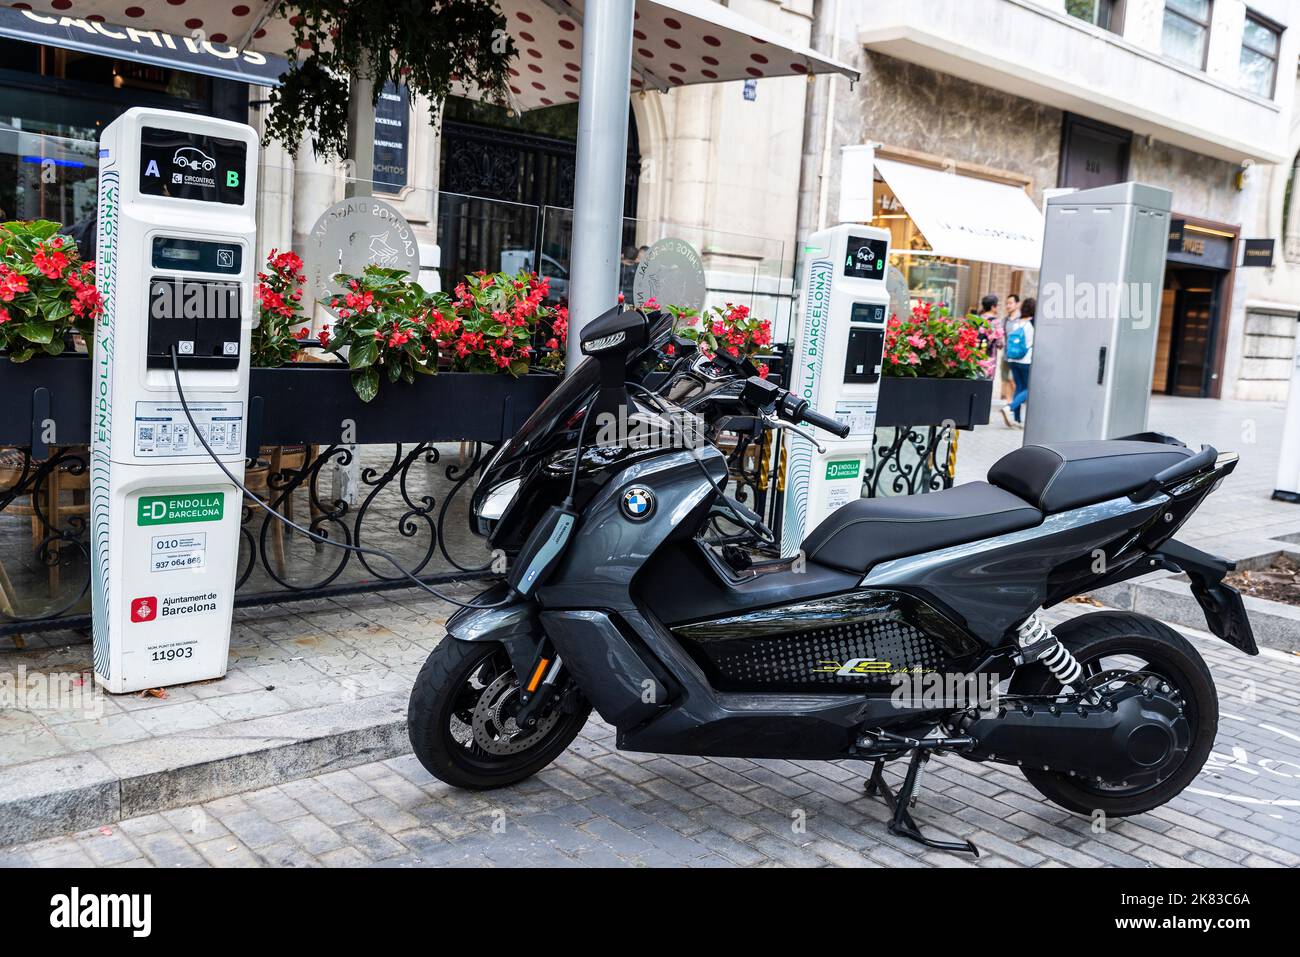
[621,486,655,520]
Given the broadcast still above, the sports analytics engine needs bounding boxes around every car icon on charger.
[172,147,216,172]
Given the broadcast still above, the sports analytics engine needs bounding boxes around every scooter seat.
[800,482,1042,575]
[988,440,1196,514]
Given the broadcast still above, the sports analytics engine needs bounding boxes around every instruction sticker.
[834,400,877,438]
[134,400,243,457]
[150,533,207,573]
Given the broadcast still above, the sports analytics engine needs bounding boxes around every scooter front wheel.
[407,638,591,790]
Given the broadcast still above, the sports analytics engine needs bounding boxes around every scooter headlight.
[475,476,522,531]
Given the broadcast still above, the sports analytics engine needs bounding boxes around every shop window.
[0,40,241,142]
[1240,11,1281,98]
[1162,0,1212,70]
[1065,0,1124,33]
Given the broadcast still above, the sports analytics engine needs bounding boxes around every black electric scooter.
[407,307,1257,854]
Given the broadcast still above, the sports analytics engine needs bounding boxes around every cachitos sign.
[1,8,288,86]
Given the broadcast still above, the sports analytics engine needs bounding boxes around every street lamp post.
[565,0,636,372]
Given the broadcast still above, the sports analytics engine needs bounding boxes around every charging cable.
[169,347,511,610]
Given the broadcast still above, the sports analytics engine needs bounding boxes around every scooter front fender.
[444,583,545,683]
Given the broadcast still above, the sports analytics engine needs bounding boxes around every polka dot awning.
[12,0,856,108]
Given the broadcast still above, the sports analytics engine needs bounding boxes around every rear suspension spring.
[1016,614,1083,686]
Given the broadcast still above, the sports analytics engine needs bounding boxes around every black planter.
[876,376,993,429]
[247,364,559,446]
[0,354,92,450]
[0,355,560,450]
[0,357,990,448]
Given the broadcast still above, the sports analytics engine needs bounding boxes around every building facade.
[810,0,1298,401]
[7,0,1297,404]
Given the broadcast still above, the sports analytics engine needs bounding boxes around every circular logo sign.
[632,238,706,312]
[304,197,421,315]
[621,486,655,521]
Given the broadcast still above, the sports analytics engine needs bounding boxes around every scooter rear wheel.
[1008,611,1218,817]
[408,637,591,790]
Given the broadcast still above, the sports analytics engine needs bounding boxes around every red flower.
[32,243,68,279]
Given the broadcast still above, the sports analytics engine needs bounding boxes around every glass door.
[1166,267,1220,397]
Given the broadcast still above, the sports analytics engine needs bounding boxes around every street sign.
[1242,238,1275,268]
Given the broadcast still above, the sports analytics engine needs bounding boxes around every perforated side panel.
[692,618,945,692]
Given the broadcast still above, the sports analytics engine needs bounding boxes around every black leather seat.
[988,440,1195,514]
[801,482,1042,575]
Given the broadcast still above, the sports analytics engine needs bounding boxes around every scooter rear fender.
[1152,540,1259,656]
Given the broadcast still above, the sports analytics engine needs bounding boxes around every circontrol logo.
[129,596,158,623]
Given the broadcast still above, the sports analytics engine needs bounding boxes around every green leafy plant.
[0,220,101,361]
[252,249,312,367]
[883,301,993,378]
[322,265,446,401]
[441,271,552,375]
[535,304,569,373]
[267,0,518,159]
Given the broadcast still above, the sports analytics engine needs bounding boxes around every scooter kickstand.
[865,751,979,857]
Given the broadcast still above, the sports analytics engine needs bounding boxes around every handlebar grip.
[800,406,850,439]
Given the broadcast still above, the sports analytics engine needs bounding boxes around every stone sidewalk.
[3,603,1299,868]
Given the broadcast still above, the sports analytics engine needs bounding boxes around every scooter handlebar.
[798,405,851,440]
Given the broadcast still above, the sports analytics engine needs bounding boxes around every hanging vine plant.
[265,0,518,159]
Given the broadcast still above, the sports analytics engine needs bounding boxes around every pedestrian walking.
[976,293,1001,379]
[1001,296,1034,428]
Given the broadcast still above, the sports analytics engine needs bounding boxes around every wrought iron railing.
[0,360,991,635]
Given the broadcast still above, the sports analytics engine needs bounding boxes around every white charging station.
[91,108,259,693]
[781,224,892,556]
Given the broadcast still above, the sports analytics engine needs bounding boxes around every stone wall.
[827,51,1064,213]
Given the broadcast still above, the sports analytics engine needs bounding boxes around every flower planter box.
[0,354,92,450]
[0,356,561,449]
[1,358,989,449]
[246,364,559,446]
[876,376,993,429]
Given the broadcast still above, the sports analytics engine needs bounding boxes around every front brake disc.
[470,671,560,755]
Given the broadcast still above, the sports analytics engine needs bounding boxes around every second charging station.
[781,223,892,557]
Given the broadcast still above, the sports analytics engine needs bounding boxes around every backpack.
[1006,324,1028,361]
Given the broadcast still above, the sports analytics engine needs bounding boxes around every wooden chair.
[0,446,90,607]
